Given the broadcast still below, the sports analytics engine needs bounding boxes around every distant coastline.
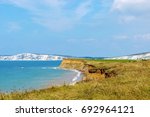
[0,53,65,61]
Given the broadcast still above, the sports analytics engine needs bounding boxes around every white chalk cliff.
[107,52,150,60]
[0,53,65,61]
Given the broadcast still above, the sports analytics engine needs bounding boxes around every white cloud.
[119,15,136,23]
[67,38,98,43]
[33,17,73,32]
[114,35,129,40]
[6,0,36,10]
[134,33,150,40]
[2,0,65,10]
[114,33,150,41]
[1,0,94,31]
[111,0,150,24]
[43,0,66,8]
[112,0,150,12]
[67,39,77,43]
[75,0,92,19]
[7,22,21,32]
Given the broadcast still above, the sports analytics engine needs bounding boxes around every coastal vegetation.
[0,59,150,100]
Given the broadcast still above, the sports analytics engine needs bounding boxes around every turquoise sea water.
[0,61,77,92]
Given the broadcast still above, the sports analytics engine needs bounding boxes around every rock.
[96,68,106,74]
[105,71,117,78]
[88,69,97,73]
[83,64,96,73]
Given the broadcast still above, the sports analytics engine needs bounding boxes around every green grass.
[87,59,136,62]
[0,59,150,100]
[75,57,136,62]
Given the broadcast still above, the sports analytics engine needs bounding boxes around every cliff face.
[60,59,85,71]
[60,59,116,80]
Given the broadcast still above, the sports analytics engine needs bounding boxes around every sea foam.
[58,67,82,85]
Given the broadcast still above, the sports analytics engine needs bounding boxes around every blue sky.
[0,0,150,57]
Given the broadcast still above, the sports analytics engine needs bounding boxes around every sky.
[0,0,150,57]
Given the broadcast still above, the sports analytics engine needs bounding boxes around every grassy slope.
[0,59,150,100]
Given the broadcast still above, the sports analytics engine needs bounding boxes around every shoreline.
[69,69,82,85]
[59,68,83,85]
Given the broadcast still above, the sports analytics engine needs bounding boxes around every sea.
[0,61,81,93]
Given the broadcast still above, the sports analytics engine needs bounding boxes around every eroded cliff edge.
[60,59,117,81]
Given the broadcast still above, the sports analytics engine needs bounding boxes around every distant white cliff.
[0,53,65,61]
[106,52,150,60]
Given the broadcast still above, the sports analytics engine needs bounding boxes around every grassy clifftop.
[0,59,150,100]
